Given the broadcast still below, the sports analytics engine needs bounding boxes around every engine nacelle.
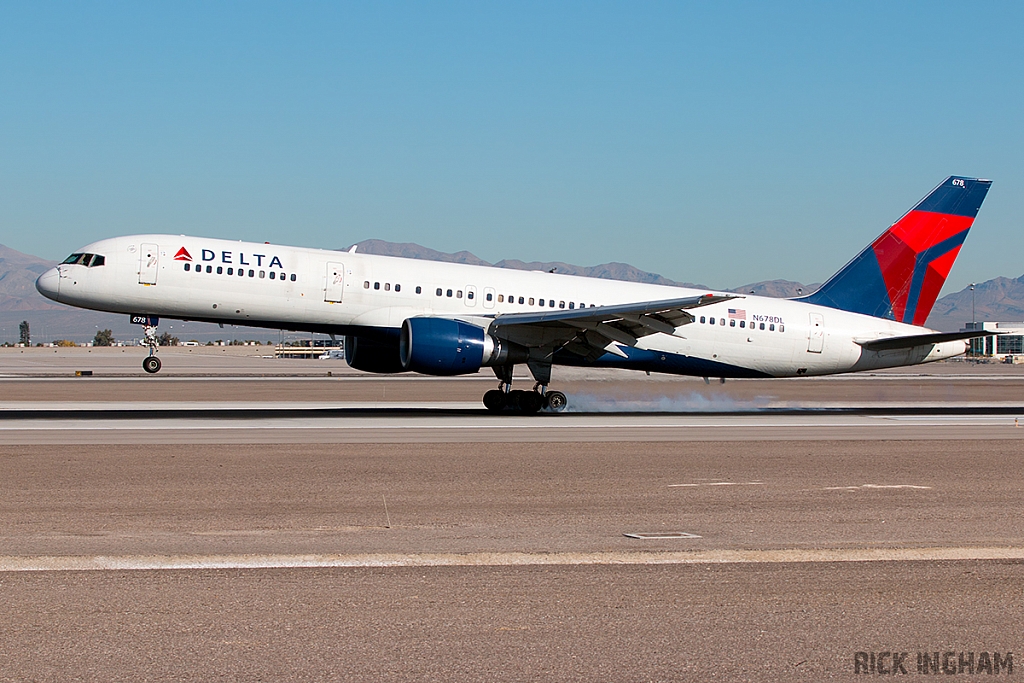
[343,334,405,373]
[400,317,528,376]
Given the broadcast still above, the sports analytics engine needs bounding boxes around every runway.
[2,404,1023,444]
[2,354,1023,681]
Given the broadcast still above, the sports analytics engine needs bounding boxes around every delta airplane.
[36,176,992,413]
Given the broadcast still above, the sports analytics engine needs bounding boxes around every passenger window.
[395,284,401,292]
[549,300,555,307]
[227,267,233,275]
[559,301,565,309]
[700,316,705,323]
[720,319,725,326]
[290,274,296,282]
[709,317,715,324]
[779,325,785,332]
[769,323,775,331]
[205,265,212,273]
[436,288,442,296]
[184,263,191,271]
[385,283,390,291]
[528,297,534,305]
[730,320,735,327]
[249,269,255,277]
[467,290,473,299]
[518,296,524,304]
[486,292,493,301]
[270,271,275,279]
[216,266,222,275]
[446,289,453,297]
[498,294,504,302]
[739,320,745,328]
[374,282,380,290]
[416,286,422,294]
[760,322,765,330]
[539,299,545,307]
[456,290,463,298]
[569,302,575,309]
[364,281,370,288]
[259,270,265,278]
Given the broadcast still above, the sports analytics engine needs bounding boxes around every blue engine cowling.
[400,318,487,376]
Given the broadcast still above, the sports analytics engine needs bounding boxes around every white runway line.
[823,484,933,490]
[669,481,765,487]
[3,547,1024,572]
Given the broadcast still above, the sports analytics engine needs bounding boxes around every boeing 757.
[36,176,992,412]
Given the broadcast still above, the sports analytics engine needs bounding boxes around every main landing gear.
[482,364,567,414]
[142,324,162,374]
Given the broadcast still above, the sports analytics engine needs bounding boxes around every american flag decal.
[728,308,746,320]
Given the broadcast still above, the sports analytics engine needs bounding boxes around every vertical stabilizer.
[798,176,991,324]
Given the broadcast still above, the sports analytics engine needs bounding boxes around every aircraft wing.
[855,329,1000,352]
[488,293,739,361]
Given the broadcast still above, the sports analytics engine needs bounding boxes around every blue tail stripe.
[901,229,970,324]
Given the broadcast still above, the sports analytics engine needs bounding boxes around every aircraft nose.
[35,267,60,301]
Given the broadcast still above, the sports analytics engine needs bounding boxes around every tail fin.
[798,176,991,325]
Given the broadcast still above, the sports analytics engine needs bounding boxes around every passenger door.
[139,243,159,285]
[325,262,345,303]
[807,312,824,353]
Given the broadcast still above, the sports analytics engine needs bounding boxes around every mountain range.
[0,241,1019,343]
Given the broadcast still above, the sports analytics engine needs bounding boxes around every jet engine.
[343,334,405,373]
[400,317,528,376]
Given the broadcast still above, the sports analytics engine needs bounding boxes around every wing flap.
[487,292,740,362]
[490,293,738,332]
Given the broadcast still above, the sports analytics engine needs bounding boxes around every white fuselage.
[36,234,967,378]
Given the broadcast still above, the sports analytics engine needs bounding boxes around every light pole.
[971,283,976,325]
[969,283,977,358]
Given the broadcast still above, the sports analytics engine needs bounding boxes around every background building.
[963,322,1024,358]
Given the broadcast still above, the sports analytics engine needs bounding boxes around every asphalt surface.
[2,352,1023,681]
[2,438,1024,681]
[5,562,1021,682]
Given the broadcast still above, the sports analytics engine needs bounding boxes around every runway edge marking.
[3,547,1024,571]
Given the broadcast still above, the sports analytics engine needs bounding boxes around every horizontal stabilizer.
[855,329,999,352]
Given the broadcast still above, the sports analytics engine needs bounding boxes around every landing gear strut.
[142,324,161,374]
[481,364,568,413]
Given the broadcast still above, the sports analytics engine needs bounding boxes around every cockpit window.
[61,253,106,267]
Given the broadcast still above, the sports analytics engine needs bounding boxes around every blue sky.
[1,2,1021,292]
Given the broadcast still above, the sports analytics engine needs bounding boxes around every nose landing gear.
[142,323,161,374]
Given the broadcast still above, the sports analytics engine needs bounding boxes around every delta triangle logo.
[174,247,193,262]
